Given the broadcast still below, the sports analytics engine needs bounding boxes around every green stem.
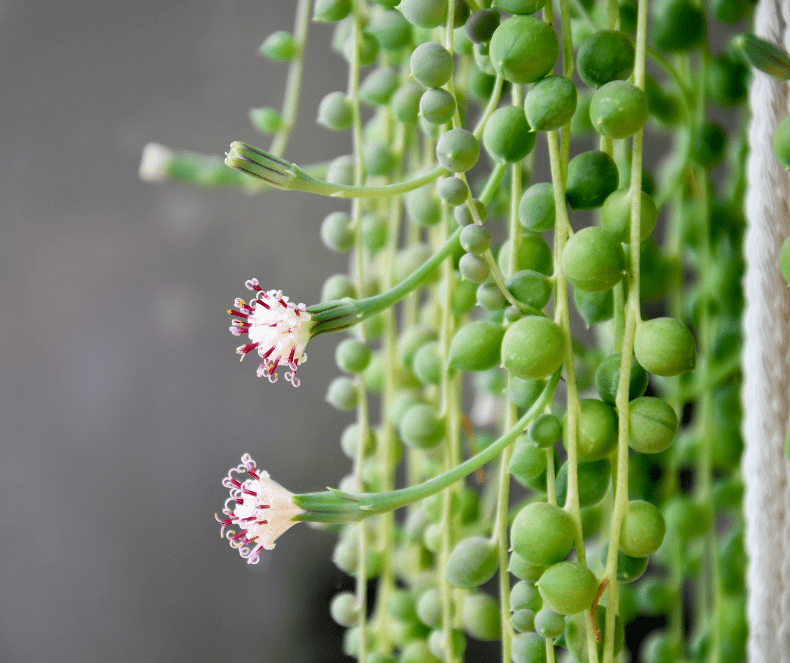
[269,0,311,157]
[472,75,505,139]
[295,372,561,519]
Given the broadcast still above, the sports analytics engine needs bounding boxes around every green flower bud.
[343,31,380,66]
[651,0,704,52]
[341,422,376,459]
[567,398,619,462]
[556,458,611,508]
[326,376,360,411]
[511,502,576,567]
[510,580,543,612]
[577,30,634,88]
[502,317,566,380]
[733,32,790,79]
[392,83,424,123]
[446,537,498,588]
[629,397,678,454]
[326,154,355,185]
[511,609,537,634]
[590,80,649,139]
[417,588,454,628]
[313,0,352,22]
[410,42,454,88]
[566,606,624,662]
[574,287,614,326]
[529,413,561,448]
[620,499,666,557]
[506,270,552,310]
[400,639,441,663]
[419,88,456,124]
[693,120,727,169]
[259,31,298,61]
[399,403,445,449]
[524,75,578,131]
[490,16,559,84]
[600,188,657,242]
[534,608,565,639]
[438,176,469,206]
[509,436,548,486]
[462,593,501,640]
[322,273,357,300]
[320,211,354,252]
[594,352,649,405]
[360,66,400,105]
[400,0,448,28]
[519,183,556,233]
[436,128,480,172]
[509,553,545,582]
[248,107,282,134]
[562,226,626,291]
[536,561,598,615]
[465,9,500,43]
[566,150,620,209]
[428,629,466,660]
[483,106,536,163]
[634,317,696,376]
[448,320,505,371]
[512,633,548,663]
[455,199,487,226]
[317,91,354,131]
[330,591,361,626]
[367,10,412,50]
[412,341,442,386]
[476,282,505,310]
[335,338,372,374]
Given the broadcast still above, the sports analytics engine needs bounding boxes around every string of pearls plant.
[140,0,790,660]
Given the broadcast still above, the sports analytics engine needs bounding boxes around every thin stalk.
[602,0,647,658]
[269,0,311,156]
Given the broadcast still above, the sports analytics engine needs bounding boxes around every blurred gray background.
[0,1,362,661]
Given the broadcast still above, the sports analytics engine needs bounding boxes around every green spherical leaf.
[573,288,614,326]
[619,499,666,557]
[555,458,611,508]
[509,436,548,486]
[446,537,499,588]
[774,116,790,170]
[502,317,566,380]
[629,397,678,454]
[489,15,559,84]
[519,182,556,232]
[511,632,547,663]
[568,398,619,462]
[590,80,649,139]
[525,75,578,131]
[436,128,480,172]
[448,320,505,371]
[511,502,576,567]
[410,42,454,87]
[594,353,649,405]
[566,151,620,210]
[634,317,697,376]
[399,403,445,449]
[600,188,658,242]
[400,0,448,28]
[561,226,626,292]
[651,0,704,52]
[536,561,598,615]
[577,30,634,88]
[483,105,536,163]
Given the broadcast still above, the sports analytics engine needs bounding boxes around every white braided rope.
[745,2,790,659]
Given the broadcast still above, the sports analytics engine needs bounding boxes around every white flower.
[228,279,312,386]
[216,454,305,564]
[138,142,174,182]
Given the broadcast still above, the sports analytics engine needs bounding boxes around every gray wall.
[0,1,360,661]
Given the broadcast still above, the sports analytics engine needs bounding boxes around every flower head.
[216,454,305,564]
[138,142,174,182]
[228,280,313,386]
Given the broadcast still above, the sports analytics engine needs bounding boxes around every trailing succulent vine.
[140,0,790,661]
